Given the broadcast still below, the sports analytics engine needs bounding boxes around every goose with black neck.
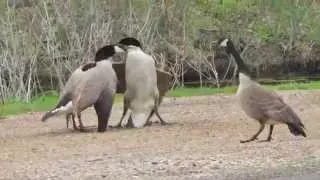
[41,44,125,132]
[113,37,168,128]
[219,38,307,143]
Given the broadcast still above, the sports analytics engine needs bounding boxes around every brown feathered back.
[239,83,300,124]
[72,60,117,111]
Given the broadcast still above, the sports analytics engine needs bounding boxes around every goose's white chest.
[236,73,252,96]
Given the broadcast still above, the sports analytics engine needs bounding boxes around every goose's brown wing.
[156,69,172,97]
[247,84,302,125]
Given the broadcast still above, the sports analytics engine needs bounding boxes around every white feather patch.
[220,39,229,47]
[52,101,73,114]
[237,73,253,96]
[114,45,124,53]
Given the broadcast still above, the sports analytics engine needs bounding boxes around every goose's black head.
[218,38,251,77]
[118,37,142,49]
[218,38,234,54]
[95,44,125,62]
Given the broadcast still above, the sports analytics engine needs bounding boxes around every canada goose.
[111,62,172,127]
[63,44,127,130]
[219,38,306,143]
[41,44,125,132]
[113,37,167,128]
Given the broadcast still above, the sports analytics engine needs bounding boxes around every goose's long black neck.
[228,43,250,76]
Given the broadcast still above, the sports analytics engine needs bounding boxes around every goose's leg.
[112,107,127,128]
[125,114,135,128]
[112,97,129,128]
[144,95,167,127]
[117,100,128,128]
[153,97,167,126]
[154,108,167,125]
[77,113,86,132]
[66,114,70,129]
[266,125,274,141]
[71,114,78,130]
[144,110,155,126]
[240,122,265,143]
[144,99,167,127]
[66,113,79,130]
[154,109,168,125]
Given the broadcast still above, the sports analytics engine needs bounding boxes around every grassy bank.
[1,81,320,118]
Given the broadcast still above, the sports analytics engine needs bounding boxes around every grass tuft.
[1,81,320,118]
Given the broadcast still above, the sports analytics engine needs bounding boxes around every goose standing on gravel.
[111,58,172,126]
[41,44,125,132]
[219,38,306,143]
[113,37,167,128]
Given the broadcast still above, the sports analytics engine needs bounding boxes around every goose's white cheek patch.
[114,46,124,53]
[219,39,229,47]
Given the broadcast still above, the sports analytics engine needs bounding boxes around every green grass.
[167,86,237,97]
[265,81,320,90]
[0,94,124,119]
[1,81,320,118]
[0,95,57,119]
[168,80,320,97]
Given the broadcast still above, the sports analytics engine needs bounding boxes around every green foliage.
[2,0,320,103]
[190,0,320,44]
[254,23,274,42]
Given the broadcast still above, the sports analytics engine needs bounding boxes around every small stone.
[87,158,103,162]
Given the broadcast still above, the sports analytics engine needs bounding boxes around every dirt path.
[0,90,320,180]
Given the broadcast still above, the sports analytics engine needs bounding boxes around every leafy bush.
[1,0,320,102]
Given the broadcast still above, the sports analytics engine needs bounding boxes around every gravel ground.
[0,90,319,180]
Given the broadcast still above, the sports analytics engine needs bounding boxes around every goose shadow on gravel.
[29,121,181,138]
